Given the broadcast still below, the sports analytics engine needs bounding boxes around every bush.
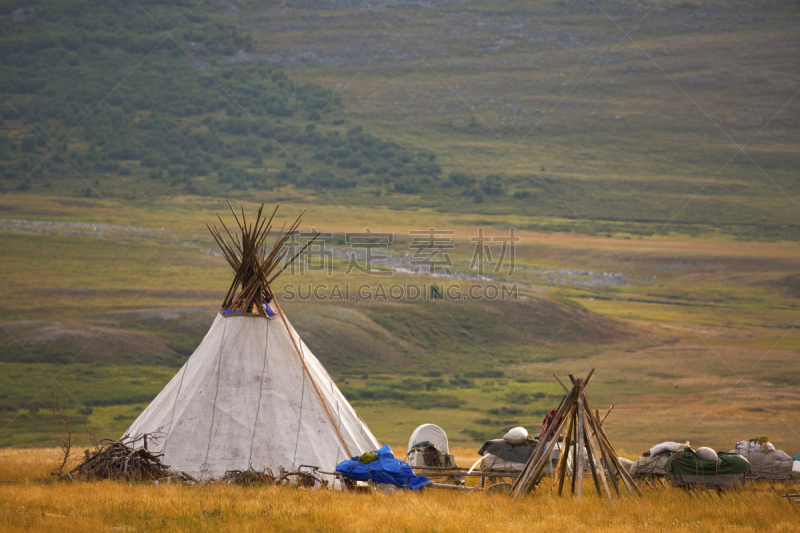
[465,370,505,378]
[448,377,475,388]
[481,174,504,195]
[338,156,363,169]
[394,180,420,194]
[513,190,532,199]
[21,138,36,153]
[449,171,475,187]
[414,160,441,176]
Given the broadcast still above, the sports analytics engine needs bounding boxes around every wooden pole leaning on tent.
[268,285,353,459]
[509,369,639,501]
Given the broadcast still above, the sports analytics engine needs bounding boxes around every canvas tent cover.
[665,448,751,477]
[124,314,380,480]
[730,440,793,479]
[408,424,449,454]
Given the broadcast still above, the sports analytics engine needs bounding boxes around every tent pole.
[268,285,353,458]
[575,378,585,500]
[553,409,574,496]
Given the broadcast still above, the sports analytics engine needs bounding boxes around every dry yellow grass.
[2,448,798,532]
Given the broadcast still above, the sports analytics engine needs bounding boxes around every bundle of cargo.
[630,441,689,480]
[477,427,537,474]
[405,424,457,469]
[730,438,794,480]
[665,446,751,489]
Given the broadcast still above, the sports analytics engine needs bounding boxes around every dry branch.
[49,392,76,481]
[222,468,276,486]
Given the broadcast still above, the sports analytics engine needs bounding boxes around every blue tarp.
[336,445,432,490]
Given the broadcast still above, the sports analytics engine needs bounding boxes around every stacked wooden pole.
[206,202,318,315]
[509,370,641,501]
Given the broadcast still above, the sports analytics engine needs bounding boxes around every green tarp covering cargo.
[666,448,751,488]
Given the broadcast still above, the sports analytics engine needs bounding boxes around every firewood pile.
[222,467,276,486]
[72,437,174,481]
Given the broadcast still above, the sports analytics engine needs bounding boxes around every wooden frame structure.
[414,466,519,489]
[510,370,642,501]
[206,201,319,315]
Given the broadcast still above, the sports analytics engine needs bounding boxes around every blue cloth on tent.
[222,304,275,317]
[335,445,432,490]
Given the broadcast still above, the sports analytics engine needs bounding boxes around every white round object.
[696,447,719,462]
[408,423,449,454]
[503,426,529,444]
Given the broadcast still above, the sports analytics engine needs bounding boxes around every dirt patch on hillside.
[0,320,176,364]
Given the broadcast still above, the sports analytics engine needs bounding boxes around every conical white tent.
[124,203,379,480]
[125,313,379,480]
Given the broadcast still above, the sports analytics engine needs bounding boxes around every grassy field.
[1,448,799,533]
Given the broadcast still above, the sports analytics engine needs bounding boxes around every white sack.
[649,441,683,456]
[696,447,719,463]
[618,457,634,474]
[503,427,529,445]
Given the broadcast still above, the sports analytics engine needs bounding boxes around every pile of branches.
[222,467,276,486]
[273,465,326,488]
[207,202,319,315]
[72,437,173,481]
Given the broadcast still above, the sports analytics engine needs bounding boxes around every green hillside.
[0,0,444,200]
[2,0,798,239]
